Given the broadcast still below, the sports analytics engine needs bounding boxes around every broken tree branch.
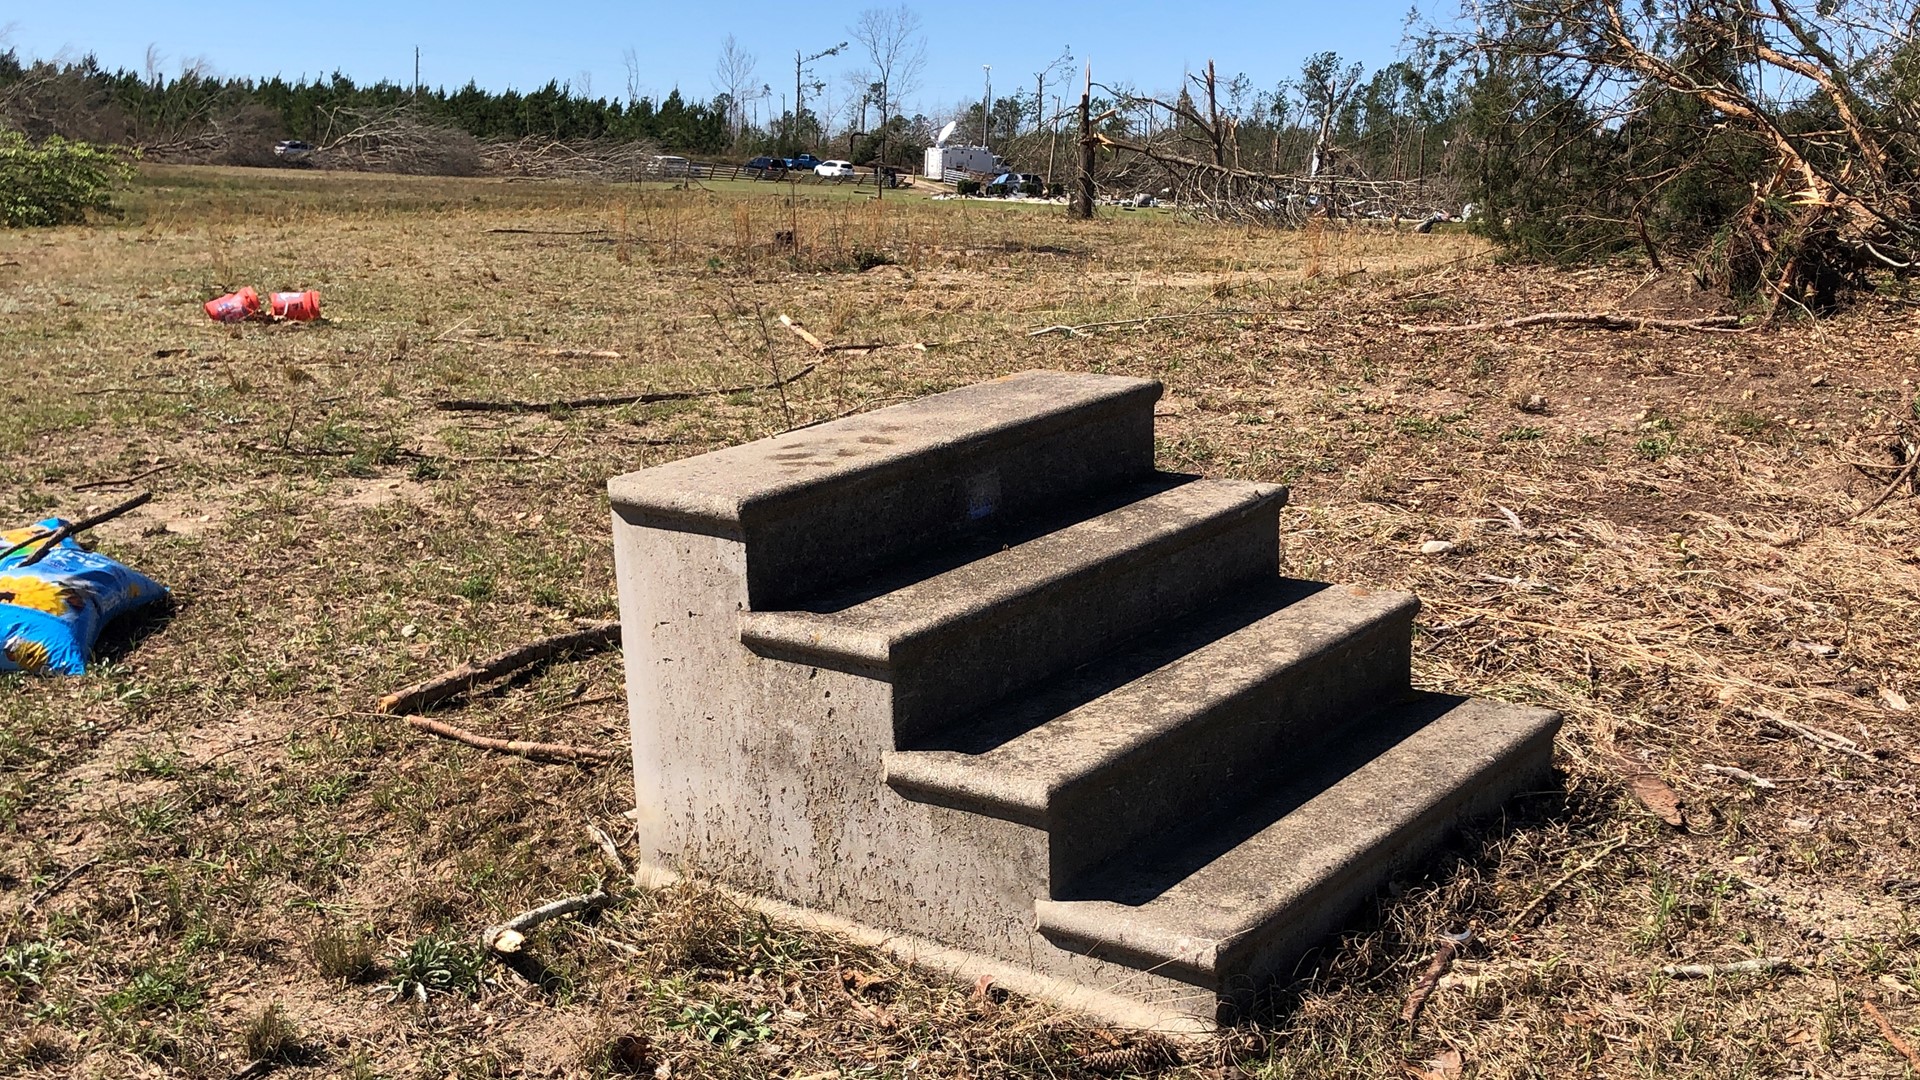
[1400,312,1743,334]
[778,313,827,352]
[74,464,174,491]
[482,888,615,953]
[4,491,153,566]
[377,621,622,715]
[431,364,816,412]
[403,714,621,765]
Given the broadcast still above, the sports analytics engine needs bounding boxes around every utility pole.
[982,65,992,149]
[1073,63,1094,219]
[413,46,420,99]
[793,41,847,153]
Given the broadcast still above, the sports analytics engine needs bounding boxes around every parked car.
[272,140,314,163]
[743,155,787,178]
[986,172,1044,196]
[815,159,855,179]
[787,153,822,170]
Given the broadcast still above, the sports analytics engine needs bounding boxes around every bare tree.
[713,35,759,136]
[623,47,642,106]
[850,6,926,140]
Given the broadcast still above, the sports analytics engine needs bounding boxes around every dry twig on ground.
[1864,999,1920,1071]
[1400,931,1473,1026]
[3,491,153,565]
[377,621,621,714]
[1657,957,1796,979]
[1399,311,1742,334]
[401,715,620,765]
[432,364,816,412]
[482,888,616,953]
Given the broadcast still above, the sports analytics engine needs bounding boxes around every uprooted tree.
[1441,0,1920,311]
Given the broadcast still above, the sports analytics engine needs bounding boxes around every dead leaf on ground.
[839,967,892,998]
[1614,755,1687,827]
[1883,687,1910,712]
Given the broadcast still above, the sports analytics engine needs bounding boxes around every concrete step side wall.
[608,371,1161,609]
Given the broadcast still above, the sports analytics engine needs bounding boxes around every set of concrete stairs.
[609,370,1559,1027]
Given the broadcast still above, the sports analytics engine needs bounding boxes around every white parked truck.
[924,144,1004,180]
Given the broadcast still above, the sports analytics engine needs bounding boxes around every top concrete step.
[1034,693,1559,1008]
[607,370,1161,608]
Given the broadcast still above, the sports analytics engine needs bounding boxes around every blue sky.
[5,2,1434,115]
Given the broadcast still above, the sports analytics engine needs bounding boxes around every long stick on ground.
[3,491,153,566]
[1864,999,1920,1072]
[1400,312,1743,334]
[403,714,621,765]
[1029,310,1310,337]
[482,888,615,952]
[432,364,816,412]
[377,621,621,715]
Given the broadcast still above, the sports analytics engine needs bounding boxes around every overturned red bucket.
[270,290,322,321]
[203,287,260,323]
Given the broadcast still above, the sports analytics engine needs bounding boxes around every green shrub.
[0,131,133,227]
[954,178,981,196]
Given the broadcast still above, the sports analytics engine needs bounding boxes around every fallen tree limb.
[1399,311,1743,334]
[1765,713,1878,762]
[432,363,816,412]
[1658,957,1796,979]
[378,621,621,714]
[4,491,153,566]
[403,714,621,765]
[483,888,615,952]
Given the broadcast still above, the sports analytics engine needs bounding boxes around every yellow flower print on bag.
[0,518,167,676]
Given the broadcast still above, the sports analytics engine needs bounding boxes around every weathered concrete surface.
[608,371,1561,1027]
[609,369,1160,608]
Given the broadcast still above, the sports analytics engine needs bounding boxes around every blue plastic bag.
[0,519,168,675]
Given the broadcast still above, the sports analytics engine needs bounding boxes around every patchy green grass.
[0,163,1916,1079]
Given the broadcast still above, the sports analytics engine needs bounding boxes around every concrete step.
[1034,693,1559,1015]
[884,580,1419,887]
[608,370,1162,608]
[740,478,1288,743]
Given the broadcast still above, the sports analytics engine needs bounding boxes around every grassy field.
[2,162,1918,1079]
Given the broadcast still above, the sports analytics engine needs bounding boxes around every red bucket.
[270,290,322,321]
[204,287,260,323]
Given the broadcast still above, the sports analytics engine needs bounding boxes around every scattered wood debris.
[1400,311,1743,334]
[377,621,622,715]
[432,364,815,412]
[1506,831,1632,931]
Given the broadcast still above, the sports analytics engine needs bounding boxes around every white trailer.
[923,144,1004,180]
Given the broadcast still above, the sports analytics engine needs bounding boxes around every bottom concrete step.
[1034,693,1558,1014]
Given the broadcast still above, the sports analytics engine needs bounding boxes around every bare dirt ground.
[2,164,1919,1079]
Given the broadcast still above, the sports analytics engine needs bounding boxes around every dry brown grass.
[1,163,1918,1078]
